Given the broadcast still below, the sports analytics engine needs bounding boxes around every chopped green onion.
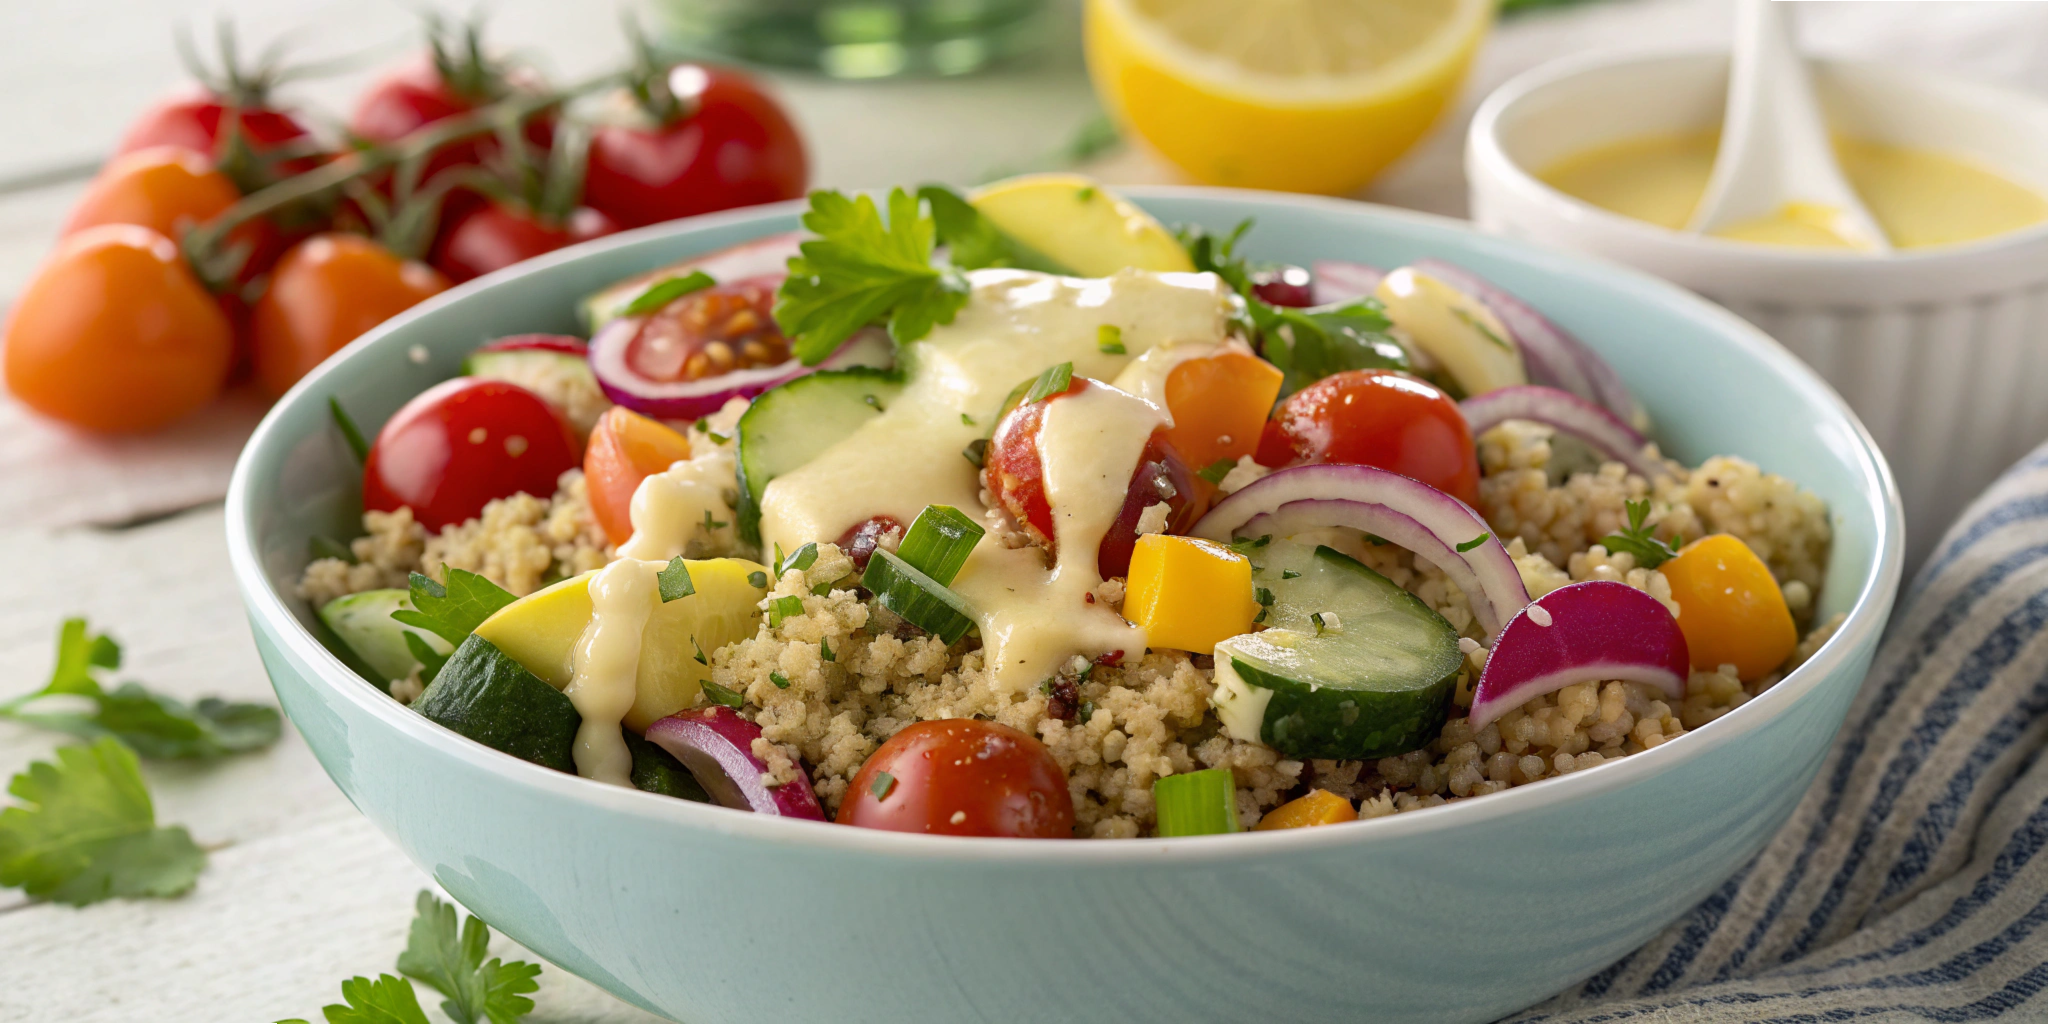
[704,429,731,445]
[862,548,977,643]
[960,413,976,426]
[329,398,369,463]
[658,556,696,602]
[871,770,897,800]
[769,671,791,690]
[786,542,820,574]
[962,438,989,468]
[1229,535,1272,555]
[1098,324,1125,355]
[811,581,833,597]
[863,393,884,411]
[1197,458,1235,485]
[620,270,715,317]
[1281,569,1301,580]
[701,680,745,710]
[747,571,768,589]
[768,595,805,628]
[703,509,729,532]
[897,505,985,586]
[1154,768,1238,836]
[1022,361,1074,405]
[692,635,708,666]
[821,637,835,662]
[1456,532,1491,553]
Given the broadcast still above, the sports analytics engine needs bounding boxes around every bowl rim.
[1467,45,2048,266]
[226,185,1904,864]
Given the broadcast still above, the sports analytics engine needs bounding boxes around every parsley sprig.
[1178,219,1408,396]
[0,736,206,905]
[774,189,971,364]
[1,619,281,759]
[391,570,517,683]
[1600,499,1680,569]
[284,891,544,1024]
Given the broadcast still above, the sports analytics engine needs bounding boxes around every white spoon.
[1686,0,1891,252]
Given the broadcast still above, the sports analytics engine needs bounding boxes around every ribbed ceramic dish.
[1468,50,2048,575]
[227,188,1902,1024]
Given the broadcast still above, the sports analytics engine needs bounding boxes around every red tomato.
[584,406,694,545]
[117,88,317,172]
[623,277,792,382]
[1259,369,1480,505]
[250,234,450,398]
[584,64,807,228]
[984,378,1204,577]
[430,202,619,283]
[348,56,554,184]
[2,225,233,434]
[838,720,1074,838]
[363,377,582,531]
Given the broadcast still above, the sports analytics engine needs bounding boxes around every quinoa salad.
[301,175,1841,839]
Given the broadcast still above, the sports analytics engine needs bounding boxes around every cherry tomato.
[430,201,619,283]
[250,234,450,398]
[348,56,555,186]
[584,64,807,229]
[985,378,1204,577]
[363,377,581,531]
[838,720,1074,838]
[2,225,232,433]
[61,147,284,286]
[624,277,792,382]
[584,406,694,545]
[1259,369,1480,506]
[117,88,318,173]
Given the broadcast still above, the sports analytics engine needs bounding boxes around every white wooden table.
[5,2,2046,1019]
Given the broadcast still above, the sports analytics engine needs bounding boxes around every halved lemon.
[1085,0,1495,195]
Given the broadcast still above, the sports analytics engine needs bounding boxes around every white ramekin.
[1468,49,2048,575]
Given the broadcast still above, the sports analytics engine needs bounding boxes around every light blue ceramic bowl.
[227,188,1903,1024]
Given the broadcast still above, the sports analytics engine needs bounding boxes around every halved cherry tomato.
[430,201,618,283]
[363,377,581,531]
[584,64,807,229]
[1160,348,1285,474]
[626,277,791,382]
[985,378,1203,578]
[838,719,1074,838]
[2,225,233,434]
[1258,369,1480,506]
[584,406,694,545]
[250,234,450,398]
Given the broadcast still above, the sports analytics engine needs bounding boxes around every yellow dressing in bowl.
[1539,131,2048,250]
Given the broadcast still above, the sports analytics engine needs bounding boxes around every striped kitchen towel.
[1511,445,2048,1022]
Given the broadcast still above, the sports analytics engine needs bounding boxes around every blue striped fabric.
[1508,442,2048,1022]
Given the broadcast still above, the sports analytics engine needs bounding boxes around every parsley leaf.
[1197,458,1236,485]
[392,570,516,647]
[917,184,1065,272]
[619,269,715,318]
[1600,499,1680,569]
[658,557,696,603]
[2,620,281,759]
[396,890,542,1024]
[0,737,206,905]
[774,189,970,364]
[314,974,433,1024]
[1023,362,1074,405]
[701,680,746,710]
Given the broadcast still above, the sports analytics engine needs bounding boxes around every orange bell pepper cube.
[1255,789,1357,830]
[1162,349,1284,476]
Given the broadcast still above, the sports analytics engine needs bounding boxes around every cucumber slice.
[734,368,905,545]
[415,635,580,773]
[626,730,711,802]
[1213,541,1463,760]
[318,589,452,689]
[462,346,593,384]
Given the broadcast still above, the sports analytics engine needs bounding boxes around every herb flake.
[658,557,696,602]
[330,398,370,463]
[1457,532,1492,553]
[1023,361,1075,405]
[1098,324,1126,355]
[620,269,715,317]
[1197,458,1236,485]
[700,681,745,710]
[871,771,897,801]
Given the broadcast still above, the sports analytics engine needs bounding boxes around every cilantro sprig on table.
[1177,219,1408,397]
[284,891,544,1024]
[1,618,282,759]
[0,736,207,906]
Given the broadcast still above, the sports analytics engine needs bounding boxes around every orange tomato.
[1254,789,1357,830]
[63,147,239,239]
[250,234,449,398]
[2,225,232,433]
[585,406,695,545]
[1161,348,1284,474]
[1660,534,1798,681]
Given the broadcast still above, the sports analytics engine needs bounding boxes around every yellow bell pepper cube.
[1122,534,1257,652]
[1660,533,1797,682]
[1255,789,1357,831]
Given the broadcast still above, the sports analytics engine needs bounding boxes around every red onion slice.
[585,233,804,329]
[1460,385,1667,481]
[643,707,825,820]
[1468,580,1688,730]
[1413,258,1647,430]
[1310,260,1385,306]
[475,334,588,357]
[589,323,894,421]
[1192,464,1530,638]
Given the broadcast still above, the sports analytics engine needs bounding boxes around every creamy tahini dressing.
[1109,341,1220,426]
[566,557,658,786]
[618,397,747,561]
[761,268,1236,691]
